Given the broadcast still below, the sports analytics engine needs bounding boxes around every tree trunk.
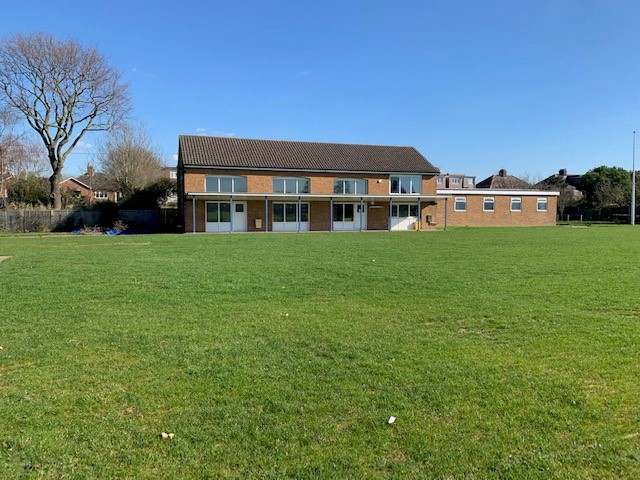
[49,170,62,210]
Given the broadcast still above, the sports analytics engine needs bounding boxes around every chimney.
[498,169,507,177]
[559,168,567,176]
[87,165,95,176]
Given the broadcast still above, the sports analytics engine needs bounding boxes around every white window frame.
[390,175,421,194]
[205,175,247,193]
[94,191,108,199]
[333,178,367,195]
[510,197,522,212]
[464,177,474,186]
[537,197,548,212]
[454,197,467,212]
[169,170,177,179]
[273,177,310,194]
[272,202,309,223]
[451,177,461,185]
[390,204,419,218]
[483,197,495,212]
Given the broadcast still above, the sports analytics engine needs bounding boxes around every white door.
[390,204,419,230]
[333,203,367,231]
[206,201,247,232]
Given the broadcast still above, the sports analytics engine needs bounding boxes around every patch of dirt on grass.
[0,256,10,262]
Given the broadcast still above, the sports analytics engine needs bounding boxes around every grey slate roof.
[179,136,439,174]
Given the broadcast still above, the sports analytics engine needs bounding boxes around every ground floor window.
[207,202,231,222]
[273,202,309,223]
[391,204,419,217]
[537,198,548,211]
[333,203,355,222]
[454,197,466,212]
[510,197,522,212]
[483,197,495,212]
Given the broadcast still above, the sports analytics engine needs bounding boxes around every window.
[390,175,421,194]
[537,198,548,212]
[235,203,244,213]
[451,177,461,185]
[510,197,522,212]
[273,177,309,194]
[391,204,419,217]
[454,197,467,212]
[483,197,494,212]
[273,202,309,223]
[94,191,108,199]
[206,202,231,222]
[464,177,474,186]
[205,176,247,193]
[333,204,355,222]
[169,170,177,179]
[333,179,367,195]
[437,176,444,184]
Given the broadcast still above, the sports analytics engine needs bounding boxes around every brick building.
[178,136,442,233]
[178,136,559,232]
[436,189,558,227]
[61,166,120,204]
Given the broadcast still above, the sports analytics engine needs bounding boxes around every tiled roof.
[76,172,117,191]
[476,173,530,189]
[178,136,439,174]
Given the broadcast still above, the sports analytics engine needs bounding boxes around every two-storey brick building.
[178,135,559,232]
[178,136,442,233]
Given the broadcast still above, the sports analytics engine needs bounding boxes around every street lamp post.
[632,131,636,226]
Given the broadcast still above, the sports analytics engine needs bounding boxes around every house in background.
[536,168,583,201]
[178,136,441,233]
[61,166,120,204]
[476,169,531,189]
[437,173,476,189]
[163,166,178,181]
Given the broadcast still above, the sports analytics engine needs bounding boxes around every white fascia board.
[186,192,442,201]
[437,189,560,196]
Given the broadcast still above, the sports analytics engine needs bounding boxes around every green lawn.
[0,227,639,478]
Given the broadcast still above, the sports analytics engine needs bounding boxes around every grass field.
[0,227,639,478]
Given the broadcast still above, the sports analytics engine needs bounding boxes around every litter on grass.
[388,416,396,424]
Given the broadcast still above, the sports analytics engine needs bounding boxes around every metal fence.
[0,209,178,233]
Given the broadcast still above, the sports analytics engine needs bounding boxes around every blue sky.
[3,0,640,180]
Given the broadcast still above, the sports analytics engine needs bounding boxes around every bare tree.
[0,104,19,201]
[0,32,130,209]
[1,134,48,178]
[96,123,164,199]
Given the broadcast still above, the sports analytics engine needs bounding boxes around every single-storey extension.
[436,189,558,227]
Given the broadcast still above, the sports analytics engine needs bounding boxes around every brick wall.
[183,168,437,195]
[435,194,557,227]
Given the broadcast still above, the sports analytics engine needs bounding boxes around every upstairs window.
[205,176,247,193]
[390,175,421,194]
[333,179,367,195]
[451,177,461,185]
[273,177,310,194]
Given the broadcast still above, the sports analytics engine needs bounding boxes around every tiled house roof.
[178,136,439,174]
[476,169,530,189]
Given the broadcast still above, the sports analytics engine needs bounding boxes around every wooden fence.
[0,209,178,233]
